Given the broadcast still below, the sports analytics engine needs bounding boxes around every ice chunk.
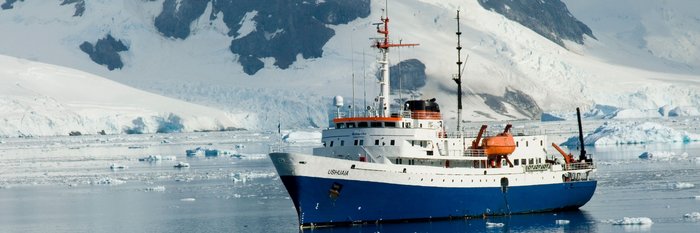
[607,217,654,225]
[110,163,128,170]
[231,171,277,183]
[639,151,688,160]
[138,155,162,162]
[92,177,126,185]
[555,219,570,225]
[671,182,695,189]
[180,198,196,202]
[486,222,504,228]
[174,162,190,168]
[684,212,700,220]
[144,186,166,192]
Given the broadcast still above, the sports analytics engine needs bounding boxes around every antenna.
[372,1,419,117]
[363,47,367,115]
[351,28,356,117]
[454,10,464,131]
[398,39,403,111]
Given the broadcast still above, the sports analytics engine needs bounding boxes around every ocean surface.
[1,131,700,232]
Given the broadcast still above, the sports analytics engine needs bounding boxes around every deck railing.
[563,162,595,171]
[463,149,487,157]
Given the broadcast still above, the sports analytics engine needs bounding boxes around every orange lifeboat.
[482,124,515,156]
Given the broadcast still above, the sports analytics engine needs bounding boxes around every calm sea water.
[1,132,700,232]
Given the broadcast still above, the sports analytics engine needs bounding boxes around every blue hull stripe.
[280,176,597,226]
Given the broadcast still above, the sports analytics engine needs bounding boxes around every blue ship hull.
[280,175,597,226]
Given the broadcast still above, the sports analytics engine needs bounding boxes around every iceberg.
[563,121,700,146]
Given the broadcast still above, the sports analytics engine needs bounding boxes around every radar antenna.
[372,3,418,117]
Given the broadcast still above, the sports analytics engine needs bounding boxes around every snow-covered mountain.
[0,0,699,131]
[0,54,239,137]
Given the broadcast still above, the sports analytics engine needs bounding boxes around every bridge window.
[340,140,345,146]
[521,159,526,165]
[385,122,397,127]
[359,140,364,146]
[375,139,379,145]
[330,141,334,147]
[390,140,395,146]
[370,122,382,127]
[529,158,534,165]
[358,122,368,128]
[426,151,434,156]
[354,140,358,146]
[514,159,519,166]
[347,123,356,128]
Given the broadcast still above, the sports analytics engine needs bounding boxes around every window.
[411,141,415,146]
[375,139,380,145]
[406,123,411,128]
[529,158,534,165]
[347,123,356,128]
[540,140,543,146]
[340,140,344,146]
[514,159,519,166]
[521,159,526,165]
[370,122,382,127]
[358,122,368,128]
[516,141,519,147]
[337,123,345,128]
[385,122,396,127]
[359,140,364,146]
[427,151,434,156]
[354,140,358,146]
[390,140,395,146]
[323,142,327,147]
[330,141,334,147]
[526,141,529,147]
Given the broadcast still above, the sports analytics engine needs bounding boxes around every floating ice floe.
[186,147,237,157]
[231,171,277,183]
[639,151,689,160]
[555,219,570,225]
[684,212,700,220]
[174,162,190,168]
[606,217,654,225]
[92,177,126,185]
[563,121,700,146]
[485,222,504,228]
[180,198,196,202]
[144,186,166,192]
[110,163,128,170]
[138,155,162,162]
[670,182,695,189]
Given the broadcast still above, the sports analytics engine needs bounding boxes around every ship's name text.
[328,169,349,176]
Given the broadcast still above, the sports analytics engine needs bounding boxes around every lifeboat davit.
[482,124,515,156]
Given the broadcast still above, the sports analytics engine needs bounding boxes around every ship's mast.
[454,10,464,131]
[373,8,418,117]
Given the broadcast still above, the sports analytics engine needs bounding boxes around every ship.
[270,8,596,228]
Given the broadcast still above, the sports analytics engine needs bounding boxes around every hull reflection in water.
[302,210,595,233]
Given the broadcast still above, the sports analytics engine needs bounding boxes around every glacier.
[0,0,699,130]
[0,54,239,137]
